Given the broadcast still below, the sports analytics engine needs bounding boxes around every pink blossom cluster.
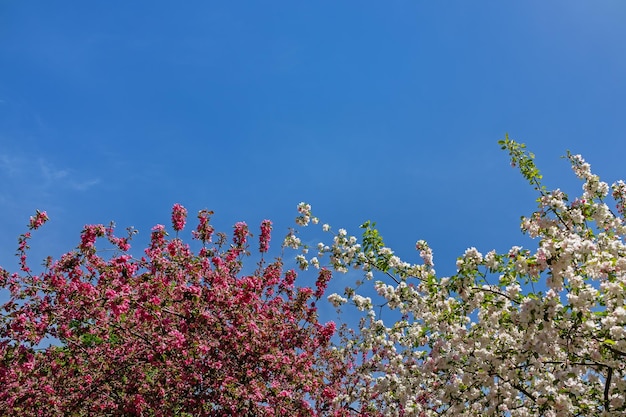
[171,203,187,232]
[192,209,214,243]
[28,210,48,230]
[260,219,272,253]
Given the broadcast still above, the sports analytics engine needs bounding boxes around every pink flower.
[193,209,214,243]
[171,203,187,232]
[233,221,249,247]
[314,268,332,298]
[149,224,167,250]
[259,219,272,253]
[169,329,186,349]
[79,224,106,251]
[319,321,336,344]
[28,210,49,230]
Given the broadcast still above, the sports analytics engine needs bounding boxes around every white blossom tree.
[286,136,626,416]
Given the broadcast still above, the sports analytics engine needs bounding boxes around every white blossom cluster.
[285,143,626,416]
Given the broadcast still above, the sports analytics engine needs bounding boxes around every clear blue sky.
[1,2,626,316]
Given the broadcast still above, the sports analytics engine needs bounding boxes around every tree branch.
[604,367,613,412]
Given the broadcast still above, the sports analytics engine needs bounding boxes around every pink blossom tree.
[0,205,366,416]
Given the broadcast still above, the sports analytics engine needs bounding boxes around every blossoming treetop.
[0,205,358,416]
[287,136,626,416]
[2,136,625,416]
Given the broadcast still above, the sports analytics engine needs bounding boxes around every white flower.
[485,250,499,269]
[352,294,372,311]
[327,293,347,307]
[283,234,301,249]
[295,254,308,270]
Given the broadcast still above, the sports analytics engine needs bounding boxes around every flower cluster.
[192,209,214,243]
[171,203,187,232]
[28,210,48,230]
[259,219,272,253]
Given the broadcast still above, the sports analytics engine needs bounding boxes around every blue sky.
[1,2,626,321]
